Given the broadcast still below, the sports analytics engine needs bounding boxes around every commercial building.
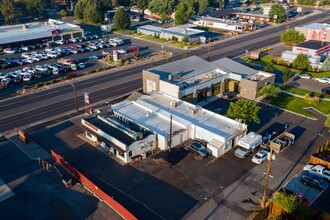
[137,25,206,42]
[142,56,275,101]
[0,19,83,47]
[295,23,330,42]
[281,40,330,68]
[234,12,270,23]
[204,8,236,19]
[81,109,157,164]
[82,91,247,162]
[192,17,249,32]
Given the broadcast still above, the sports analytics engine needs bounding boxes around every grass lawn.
[242,55,330,78]
[270,93,330,118]
[141,35,167,43]
[278,85,330,99]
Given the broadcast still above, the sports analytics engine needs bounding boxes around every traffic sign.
[84,92,90,104]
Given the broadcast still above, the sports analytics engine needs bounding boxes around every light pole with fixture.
[66,78,78,113]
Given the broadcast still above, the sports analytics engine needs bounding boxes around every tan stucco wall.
[240,74,275,99]
[142,70,160,93]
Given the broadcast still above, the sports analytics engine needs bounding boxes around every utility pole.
[262,147,273,208]
[286,8,289,31]
[67,78,78,113]
[168,114,172,163]
[207,37,211,61]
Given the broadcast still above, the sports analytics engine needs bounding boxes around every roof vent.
[146,111,152,117]
[23,25,29,29]
[170,101,178,108]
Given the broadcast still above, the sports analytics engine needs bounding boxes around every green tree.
[1,0,20,24]
[226,100,261,124]
[264,61,273,72]
[280,30,306,45]
[74,0,86,19]
[322,58,330,71]
[257,85,278,101]
[268,4,286,23]
[149,0,176,15]
[293,53,310,70]
[175,0,195,24]
[137,0,148,9]
[113,7,131,30]
[24,0,46,18]
[195,0,209,14]
[84,2,103,23]
[218,0,225,9]
[282,68,291,86]
[100,0,112,13]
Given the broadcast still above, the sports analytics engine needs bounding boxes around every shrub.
[182,36,189,43]
[49,80,55,84]
[166,58,172,63]
[43,82,49,86]
[273,191,299,213]
[182,53,189,58]
[59,9,68,17]
[34,84,40,89]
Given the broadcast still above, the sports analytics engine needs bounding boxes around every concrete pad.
[0,178,15,202]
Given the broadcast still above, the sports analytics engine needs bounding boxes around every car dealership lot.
[0,33,171,96]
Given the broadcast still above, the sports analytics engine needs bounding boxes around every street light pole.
[67,78,78,113]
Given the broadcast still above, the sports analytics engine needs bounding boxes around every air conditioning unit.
[170,101,178,108]
[189,108,196,116]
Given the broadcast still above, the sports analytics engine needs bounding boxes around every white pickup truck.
[303,164,330,181]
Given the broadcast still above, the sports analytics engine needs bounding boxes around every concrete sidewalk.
[7,133,50,160]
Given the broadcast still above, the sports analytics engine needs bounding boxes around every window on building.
[118,151,125,158]
[129,151,133,157]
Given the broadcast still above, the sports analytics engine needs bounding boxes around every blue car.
[88,55,99,59]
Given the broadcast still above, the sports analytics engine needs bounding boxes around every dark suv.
[300,172,329,190]
[183,141,211,158]
[322,87,330,95]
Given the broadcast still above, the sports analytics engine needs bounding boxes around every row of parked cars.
[0,58,84,88]
[1,34,100,55]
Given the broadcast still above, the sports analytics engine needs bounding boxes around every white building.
[81,111,157,164]
[0,19,83,46]
[282,40,330,68]
[112,92,247,158]
[192,17,247,32]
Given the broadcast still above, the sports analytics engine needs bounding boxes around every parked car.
[298,74,312,80]
[4,48,17,54]
[252,149,270,164]
[322,87,330,95]
[128,45,140,51]
[222,91,235,100]
[300,172,329,190]
[315,78,330,84]
[117,49,127,54]
[88,55,99,59]
[183,141,212,158]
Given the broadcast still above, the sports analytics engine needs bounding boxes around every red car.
[128,45,140,51]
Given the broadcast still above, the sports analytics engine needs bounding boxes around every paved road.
[1,12,330,132]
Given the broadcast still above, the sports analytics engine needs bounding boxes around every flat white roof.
[0,19,82,45]
[301,23,330,30]
[112,92,245,139]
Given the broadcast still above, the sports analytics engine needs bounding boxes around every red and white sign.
[50,29,62,36]
[307,29,327,41]
[296,47,309,53]
[113,50,118,62]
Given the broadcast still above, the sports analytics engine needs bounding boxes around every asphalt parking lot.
[0,33,174,96]
[0,139,122,220]
[3,93,323,220]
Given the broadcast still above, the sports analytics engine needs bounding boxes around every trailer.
[269,132,295,153]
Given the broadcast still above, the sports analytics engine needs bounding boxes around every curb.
[255,99,318,120]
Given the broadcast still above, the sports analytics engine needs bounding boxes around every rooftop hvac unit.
[168,74,173,80]
[170,101,178,108]
[189,108,196,116]
[22,25,29,29]
[205,73,213,79]
[172,71,182,79]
